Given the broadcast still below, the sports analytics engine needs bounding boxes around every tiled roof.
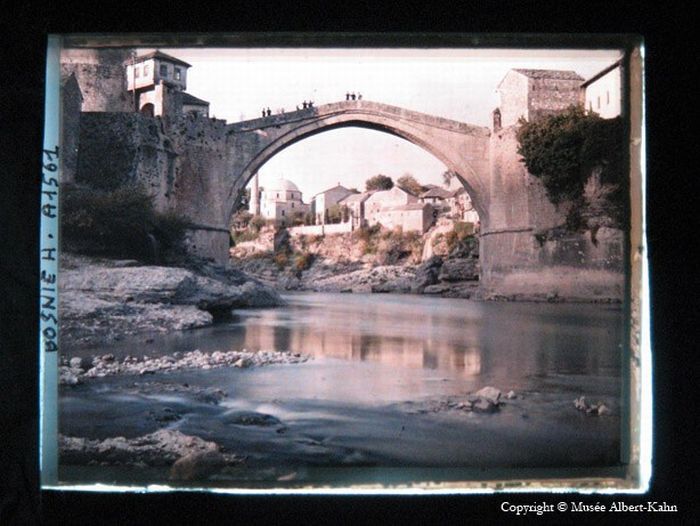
[420,187,452,199]
[513,69,583,81]
[181,92,209,106]
[135,50,192,68]
[340,192,373,204]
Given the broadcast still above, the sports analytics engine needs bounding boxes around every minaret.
[251,173,260,215]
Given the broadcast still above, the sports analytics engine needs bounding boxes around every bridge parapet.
[227,100,490,136]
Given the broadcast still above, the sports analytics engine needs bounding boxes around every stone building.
[580,60,622,119]
[364,186,434,233]
[252,177,310,225]
[373,202,434,233]
[181,92,210,117]
[495,69,584,128]
[338,191,373,229]
[126,50,194,118]
[447,187,480,224]
[310,184,355,224]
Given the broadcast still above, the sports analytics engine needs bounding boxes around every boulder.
[475,386,501,404]
[472,398,498,413]
[170,450,226,481]
[412,256,443,292]
[59,429,219,467]
[422,284,451,295]
[438,258,479,282]
[223,411,282,427]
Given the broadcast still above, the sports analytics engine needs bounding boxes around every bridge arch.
[226,103,491,223]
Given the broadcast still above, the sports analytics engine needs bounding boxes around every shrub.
[516,105,625,230]
[61,182,189,260]
[273,251,288,269]
[375,226,423,265]
[352,224,381,254]
[293,251,314,272]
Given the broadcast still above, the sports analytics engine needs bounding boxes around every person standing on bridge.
[308,100,314,108]
[261,108,266,117]
[358,93,362,100]
[346,92,350,100]
[266,107,271,117]
[351,92,356,100]
[302,101,307,109]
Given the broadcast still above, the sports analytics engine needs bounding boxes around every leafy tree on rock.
[516,105,625,230]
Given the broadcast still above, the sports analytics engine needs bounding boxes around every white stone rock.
[475,386,501,404]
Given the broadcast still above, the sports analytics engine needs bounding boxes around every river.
[59,292,625,486]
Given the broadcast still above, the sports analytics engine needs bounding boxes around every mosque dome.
[267,177,300,193]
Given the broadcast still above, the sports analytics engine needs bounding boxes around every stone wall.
[60,73,82,184]
[480,124,624,301]
[60,48,133,112]
[76,112,234,263]
[167,115,230,235]
[528,77,582,122]
[497,71,529,128]
[76,113,174,203]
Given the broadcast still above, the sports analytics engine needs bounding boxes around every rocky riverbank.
[59,348,311,385]
[234,254,481,298]
[59,254,284,348]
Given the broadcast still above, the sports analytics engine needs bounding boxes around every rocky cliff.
[59,254,283,348]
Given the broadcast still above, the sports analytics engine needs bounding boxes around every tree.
[397,174,425,196]
[365,174,394,191]
[442,170,456,188]
[233,187,250,213]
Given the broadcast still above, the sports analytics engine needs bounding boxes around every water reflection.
[79,292,622,386]
[233,293,621,382]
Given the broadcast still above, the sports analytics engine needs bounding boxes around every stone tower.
[60,48,133,112]
[495,69,584,128]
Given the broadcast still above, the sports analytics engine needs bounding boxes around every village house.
[580,59,622,119]
[338,191,373,229]
[310,184,355,224]
[447,187,480,223]
[126,50,210,119]
[365,186,434,233]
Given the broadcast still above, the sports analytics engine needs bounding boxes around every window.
[134,66,141,78]
[597,96,600,109]
[282,210,285,216]
[174,68,181,81]
[143,64,150,76]
[160,64,168,77]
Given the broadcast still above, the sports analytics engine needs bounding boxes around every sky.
[154,47,622,201]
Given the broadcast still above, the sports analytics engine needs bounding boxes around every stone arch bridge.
[225,100,491,221]
[110,98,622,300]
